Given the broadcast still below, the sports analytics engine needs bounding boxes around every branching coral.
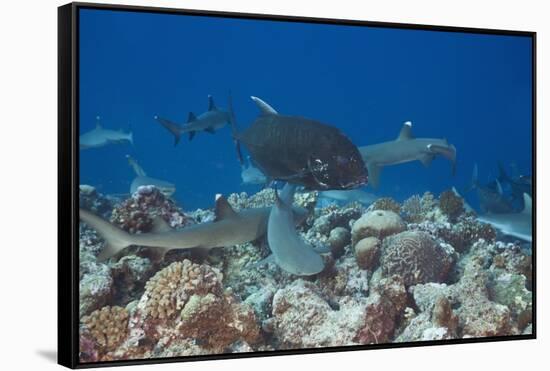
[142,260,222,320]
[380,231,454,287]
[81,306,129,351]
[369,197,401,214]
[439,190,465,221]
[401,192,436,223]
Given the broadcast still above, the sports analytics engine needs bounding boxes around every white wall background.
[0,0,546,369]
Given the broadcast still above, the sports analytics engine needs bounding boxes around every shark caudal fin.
[154,116,183,146]
[466,163,479,193]
[80,209,133,261]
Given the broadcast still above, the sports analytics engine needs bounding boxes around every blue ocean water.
[78,8,532,211]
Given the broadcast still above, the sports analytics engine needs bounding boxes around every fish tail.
[79,209,133,261]
[465,163,478,193]
[228,91,244,165]
[154,116,182,146]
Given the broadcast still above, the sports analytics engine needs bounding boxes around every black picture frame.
[58,2,537,369]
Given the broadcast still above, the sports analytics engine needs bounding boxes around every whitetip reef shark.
[318,189,378,205]
[267,183,325,276]
[126,155,176,197]
[358,121,456,188]
[477,193,533,243]
[80,116,133,150]
[80,195,308,263]
[154,95,232,144]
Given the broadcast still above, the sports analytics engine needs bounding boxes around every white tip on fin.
[251,96,278,115]
[397,121,414,140]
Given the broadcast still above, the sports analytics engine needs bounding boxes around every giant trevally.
[80,116,133,150]
[80,195,308,262]
[155,95,231,145]
[231,96,368,190]
[126,155,176,197]
[358,121,456,188]
[477,193,533,243]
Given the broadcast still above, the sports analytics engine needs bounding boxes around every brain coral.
[380,231,454,286]
[351,210,406,245]
[81,306,129,351]
[143,259,222,320]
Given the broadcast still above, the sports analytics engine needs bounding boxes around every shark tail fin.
[465,163,478,193]
[80,209,133,262]
[128,131,134,146]
[228,91,244,165]
[154,116,182,146]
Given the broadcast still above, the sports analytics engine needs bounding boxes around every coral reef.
[271,280,366,348]
[81,306,129,352]
[368,197,401,214]
[351,210,406,245]
[110,185,191,233]
[354,237,380,270]
[380,231,455,287]
[78,184,532,362]
[79,184,117,218]
[355,276,407,344]
[438,190,465,221]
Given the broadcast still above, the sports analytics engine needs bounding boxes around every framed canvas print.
[58,2,536,368]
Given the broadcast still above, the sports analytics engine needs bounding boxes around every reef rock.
[351,210,406,245]
[380,231,455,287]
[327,227,351,257]
[79,261,113,318]
[272,280,366,348]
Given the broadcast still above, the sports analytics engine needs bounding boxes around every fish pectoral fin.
[204,127,216,134]
[366,163,381,188]
[419,154,435,167]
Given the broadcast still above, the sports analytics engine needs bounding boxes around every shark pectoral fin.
[396,121,414,140]
[151,216,172,233]
[250,96,278,115]
[522,193,532,215]
[214,194,239,220]
[419,154,435,168]
[204,127,216,134]
[154,116,182,146]
[366,163,382,188]
[187,112,197,123]
[207,95,217,111]
[188,131,196,140]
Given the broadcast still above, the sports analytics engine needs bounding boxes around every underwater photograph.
[77,7,534,364]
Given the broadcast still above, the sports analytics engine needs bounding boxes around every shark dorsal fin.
[95,116,102,129]
[397,121,413,140]
[207,95,217,111]
[151,216,172,233]
[251,96,278,115]
[187,112,197,123]
[126,155,147,177]
[522,193,532,215]
[215,194,238,220]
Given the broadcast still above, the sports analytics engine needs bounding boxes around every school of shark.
[78,94,533,362]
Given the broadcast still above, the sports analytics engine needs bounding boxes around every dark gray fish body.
[498,162,532,199]
[234,97,367,190]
